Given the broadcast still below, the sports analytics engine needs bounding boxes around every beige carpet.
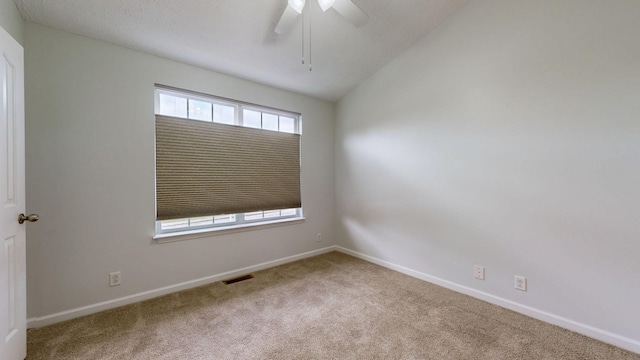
[27,252,640,359]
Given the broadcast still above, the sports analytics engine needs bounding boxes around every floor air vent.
[223,274,254,285]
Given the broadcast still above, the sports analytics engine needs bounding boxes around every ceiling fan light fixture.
[288,0,306,14]
[318,0,335,12]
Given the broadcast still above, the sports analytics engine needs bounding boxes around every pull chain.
[300,3,312,71]
[308,8,312,71]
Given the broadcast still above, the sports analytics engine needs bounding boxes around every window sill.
[153,217,306,244]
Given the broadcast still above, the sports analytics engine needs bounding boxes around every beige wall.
[336,0,640,351]
[25,22,335,321]
[0,0,22,44]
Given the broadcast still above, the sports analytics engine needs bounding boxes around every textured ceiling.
[15,0,469,102]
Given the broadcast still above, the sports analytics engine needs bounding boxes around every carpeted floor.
[27,252,640,359]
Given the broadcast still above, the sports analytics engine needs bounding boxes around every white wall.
[24,23,335,320]
[0,0,22,44]
[336,0,640,351]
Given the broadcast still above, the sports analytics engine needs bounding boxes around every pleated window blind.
[154,86,302,234]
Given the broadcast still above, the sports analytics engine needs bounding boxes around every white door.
[0,25,27,360]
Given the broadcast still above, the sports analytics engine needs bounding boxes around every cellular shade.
[155,115,301,221]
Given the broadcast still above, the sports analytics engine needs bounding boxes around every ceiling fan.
[274,0,369,35]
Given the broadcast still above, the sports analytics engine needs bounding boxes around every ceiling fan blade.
[275,5,301,35]
[331,0,368,27]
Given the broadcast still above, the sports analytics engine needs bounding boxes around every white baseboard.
[27,246,337,329]
[335,246,640,355]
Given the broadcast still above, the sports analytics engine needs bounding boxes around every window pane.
[244,211,264,220]
[214,214,236,224]
[243,109,262,129]
[279,116,295,133]
[160,218,189,230]
[262,113,279,131]
[188,99,212,121]
[213,104,235,125]
[159,93,187,118]
[280,208,297,217]
[263,210,281,218]
[189,216,214,226]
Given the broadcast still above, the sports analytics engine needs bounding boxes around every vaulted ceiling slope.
[15,0,469,102]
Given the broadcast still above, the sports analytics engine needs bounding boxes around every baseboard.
[27,246,338,329]
[335,246,640,355]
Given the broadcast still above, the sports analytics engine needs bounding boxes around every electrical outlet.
[109,271,121,287]
[515,275,527,291]
[316,233,322,242]
[474,265,485,280]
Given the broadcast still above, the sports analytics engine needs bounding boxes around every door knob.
[18,213,39,224]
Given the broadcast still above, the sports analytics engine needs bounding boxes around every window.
[154,86,302,235]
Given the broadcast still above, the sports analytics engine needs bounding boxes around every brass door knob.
[18,213,39,224]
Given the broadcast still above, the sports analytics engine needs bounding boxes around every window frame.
[153,85,303,238]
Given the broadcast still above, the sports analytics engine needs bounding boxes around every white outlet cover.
[110,271,121,287]
[474,265,485,280]
[515,276,527,291]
